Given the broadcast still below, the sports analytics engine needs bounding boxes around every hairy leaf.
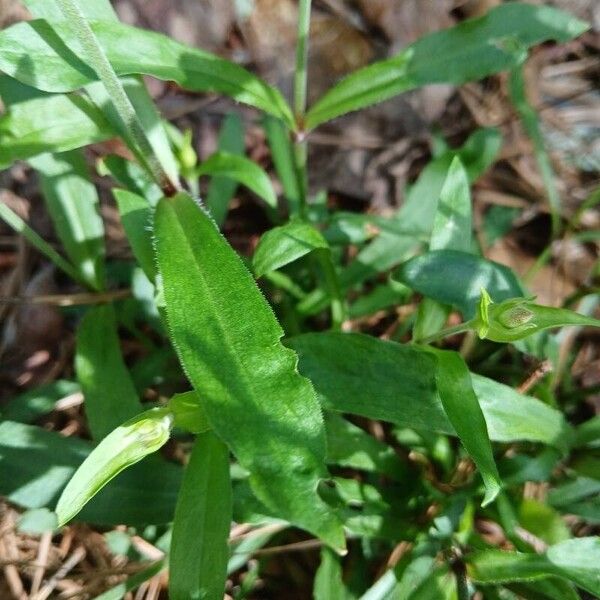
[154,192,344,550]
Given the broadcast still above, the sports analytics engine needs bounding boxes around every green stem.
[55,0,178,197]
[453,559,470,600]
[414,322,473,346]
[292,0,312,219]
[317,250,346,331]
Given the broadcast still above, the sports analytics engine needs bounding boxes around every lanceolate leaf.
[253,220,329,277]
[154,192,344,551]
[55,408,173,526]
[289,333,569,448]
[31,150,106,291]
[396,250,524,319]
[0,421,181,526]
[0,78,114,169]
[467,537,600,596]
[0,19,294,127]
[170,432,232,600]
[425,348,501,505]
[306,3,588,128]
[198,152,277,211]
[75,305,144,441]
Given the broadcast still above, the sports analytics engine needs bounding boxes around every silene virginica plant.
[1,0,600,598]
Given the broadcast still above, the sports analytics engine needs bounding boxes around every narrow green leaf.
[396,250,524,319]
[0,200,83,284]
[205,113,245,226]
[0,19,294,128]
[55,408,173,526]
[253,220,329,277]
[154,192,344,551]
[0,78,114,168]
[263,115,301,215]
[0,421,181,525]
[467,537,600,596]
[99,154,163,205]
[425,348,501,505]
[170,432,232,600]
[113,189,156,280]
[75,305,144,440]
[289,333,569,448]
[198,151,277,210]
[306,3,588,128]
[314,547,347,600]
[509,64,561,235]
[168,391,211,434]
[30,150,106,291]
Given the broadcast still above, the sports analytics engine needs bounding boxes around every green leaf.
[154,192,344,551]
[306,3,588,128]
[100,154,163,204]
[113,189,156,280]
[23,0,116,21]
[75,305,144,440]
[0,421,180,526]
[55,407,172,526]
[198,151,277,211]
[471,291,600,342]
[425,348,501,505]
[0,19,294,128]
[0,76,114,168]
[1,380,80,423]
[518,499,570,546]
[205,113,245,226]
[314,547,347,600]
[467,537,600,596]
[30,150,106,291]
[0,199,83,284]
[253,220,329,277]
[289,333,569,448]
[396,250,524,319]
[170,432,232,600]
[94,560,166,600]
[263,115,301,215]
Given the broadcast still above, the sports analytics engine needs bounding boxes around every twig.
[0,289,131,306]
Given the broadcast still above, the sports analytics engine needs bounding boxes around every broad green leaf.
[471,291,600,342]
[55,408,173,526]
[396,250,524,319]
[253,220,329,277]
[314,547,348,600]
[0,200,82,284]
[467,537,600,596]
[509,64,560,235]
[0,421,180,526]
[0,19,294,128]
[154,192,344,551]
[75,305,144,440]
[167,391,211,434]
[1,380,80,423]
[206,113,245,226]
[30,150,106,291]
[94,560,166,600]
[425,348,501,505]
[170,432,232,600]
[306,3,588,128]
[289,333,569,448]
[263,115,301,215]
[113,189,156,279]
[198,151,277,211]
